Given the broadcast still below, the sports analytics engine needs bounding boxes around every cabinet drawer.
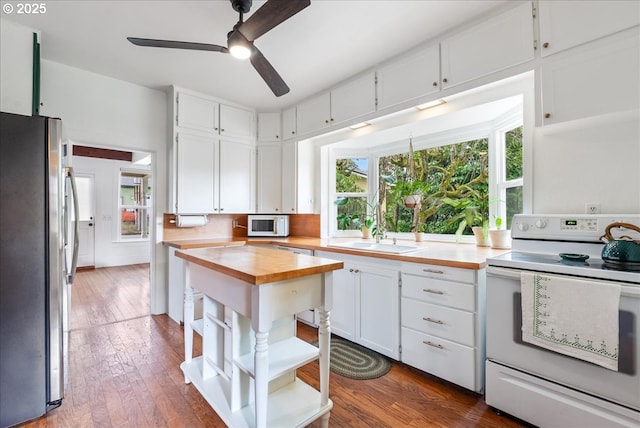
[401,298,474,346]
[401,327,475,391]
[401,262,475,284]
[402,274,475,311]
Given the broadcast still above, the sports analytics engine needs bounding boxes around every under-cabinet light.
[415,99,446,110]
[349,122,370,130]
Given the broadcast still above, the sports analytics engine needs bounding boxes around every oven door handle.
[487,265,640,297]
[487,265,522,279]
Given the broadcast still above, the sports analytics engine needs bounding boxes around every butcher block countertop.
[165,237,509,270]
[175,245,344,285]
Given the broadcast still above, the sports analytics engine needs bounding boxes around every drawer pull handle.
[423,341,444,349]
[423,268,444,274]
[423,288,444,295]
[423,317,444,325]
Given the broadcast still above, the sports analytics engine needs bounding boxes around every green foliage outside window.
[379,138,489,234]
[334,126,523,235]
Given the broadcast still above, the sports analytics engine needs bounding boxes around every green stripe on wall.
[32,33,40,116]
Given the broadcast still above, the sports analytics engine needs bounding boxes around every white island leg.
[254,330,269,428]
[318,307,331,428]
[183,266,195,384]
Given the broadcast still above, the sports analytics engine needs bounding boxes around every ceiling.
[2,0,509,111]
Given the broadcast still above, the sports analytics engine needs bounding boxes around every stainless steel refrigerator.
[0,111,79,427]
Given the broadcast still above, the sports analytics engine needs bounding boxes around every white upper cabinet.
[218,139,255,213]
[330,72,376,125]
[219,104,255,140]
[540,30,640,126]
[281,140,297,214]
[296,92,331,136]
[282,106,297,140]
[257,112,281,141]
[257,143,282,213]
[295,73,377,136]
[172,88,256,214]
[538,0,640,58]
[440,2,534,89]
[377,44,440,110]
[0,20,35,116]
[176,91,255,139]
[177,92,219,133]
[281,140,314,214]
[176,131,218,214]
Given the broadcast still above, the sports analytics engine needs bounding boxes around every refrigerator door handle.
[65,166,80,285]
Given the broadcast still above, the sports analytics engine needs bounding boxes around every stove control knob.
[535,219,547,229]
[517,223,529,232]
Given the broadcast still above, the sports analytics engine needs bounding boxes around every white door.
[75,174,95,267]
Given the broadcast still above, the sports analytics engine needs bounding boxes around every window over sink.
[328,94,524,239]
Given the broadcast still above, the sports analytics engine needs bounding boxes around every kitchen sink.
[329,241,419,254]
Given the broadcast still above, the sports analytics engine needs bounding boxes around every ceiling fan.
[127,0,310,97]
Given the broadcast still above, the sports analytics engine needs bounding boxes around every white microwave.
[247,215,289,237]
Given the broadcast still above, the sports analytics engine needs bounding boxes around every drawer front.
[401,327,476,391]
[401,298,475,346]
[402,274,475,311]
[401,262,476,284]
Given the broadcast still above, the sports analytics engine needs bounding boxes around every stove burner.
[603,259,640,272]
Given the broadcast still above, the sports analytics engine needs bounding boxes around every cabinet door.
[296,92,331,136]
[219,139,255,213]
[538,0,640,57]
[327,263,356,341]
[219,104,255,139]
[257,112,281,142]
[257,143,282,213]
[177,92,219,133]
[330,72,376,125]
[540,32,640,126]
[357,264,400,359]
[282,107,297,140]
[281,140,297,214]
[377,44,440,110]
[440,2,534,89]
[176,132,217,213]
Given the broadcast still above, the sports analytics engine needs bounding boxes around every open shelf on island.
[182,357,332,428]
[234,337,320,380]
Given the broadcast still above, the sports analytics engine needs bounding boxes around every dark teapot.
[600,222,640,264]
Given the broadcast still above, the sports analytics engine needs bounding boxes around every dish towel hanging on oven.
[521,272,621,371]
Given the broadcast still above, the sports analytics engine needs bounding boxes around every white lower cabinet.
[315,251,400,360]
[400,262,485,393]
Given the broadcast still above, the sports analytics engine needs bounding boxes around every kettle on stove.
[599,222,640,265]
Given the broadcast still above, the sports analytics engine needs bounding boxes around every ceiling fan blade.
[127,37,228,53]
[238,0,310,41]
[250,46,290,97]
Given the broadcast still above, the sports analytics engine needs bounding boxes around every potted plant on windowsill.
[470,211,490,246]
[442,187,490,246]
[489,216,511,249]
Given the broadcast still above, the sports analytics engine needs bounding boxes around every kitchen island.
[175,245,343,428]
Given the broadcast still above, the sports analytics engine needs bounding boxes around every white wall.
[39,59,169,315]
[532,112,640,214]
[72,156,152,267]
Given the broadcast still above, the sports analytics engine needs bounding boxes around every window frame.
[330,151,376,237]
[117,168,152,242]
[327,107,523,239]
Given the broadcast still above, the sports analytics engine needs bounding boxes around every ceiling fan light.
[229,44,252,59]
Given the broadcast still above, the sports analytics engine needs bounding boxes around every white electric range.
[485,214,640,428]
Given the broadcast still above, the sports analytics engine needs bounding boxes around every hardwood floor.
[21,264,529,427]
